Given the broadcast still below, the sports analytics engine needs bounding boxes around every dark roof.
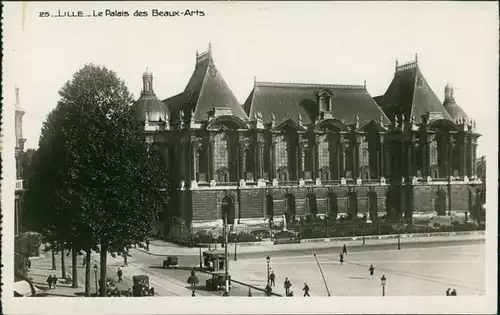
[443,97,469,121]
[378,61,452,124]
[133,92,168,121]
[163,51,248,122]
[244,82,390,125]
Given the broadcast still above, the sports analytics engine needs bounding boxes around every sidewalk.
[135,233,485,257]
[29,253,81,297]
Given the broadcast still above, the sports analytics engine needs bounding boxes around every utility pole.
[313,253,331,297]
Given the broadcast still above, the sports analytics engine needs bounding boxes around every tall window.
[275,135,288,176]
[429,135,439,178]
[345,142,354,178]
[214,132,229,182]
[415,143,423,177]
[359,139,369,168]
[367,134,379,179]
[317,134,329,171]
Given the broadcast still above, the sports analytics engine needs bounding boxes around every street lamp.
[266,256,271,285]
[380,275,387,297]
[93,264,98,297]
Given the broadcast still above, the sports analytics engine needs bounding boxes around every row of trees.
[24,65,172,296]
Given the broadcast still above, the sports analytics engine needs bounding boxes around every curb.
[193,267,283,297]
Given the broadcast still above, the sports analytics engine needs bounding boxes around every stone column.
[458,134,466,177]
[472,140,477,177]
[209,136,215,182]
[190,136,202,186]
[239,138,250,181]
[339,134,345,178]
[355,134,363,178]
[467,134,473,177]
[271,136,277,179]
[379,136,385,178]
[422,134,429,178]
[313,134,319,179]
[257,137,265,179]
[299,139,308,179]
[408,138,414,178]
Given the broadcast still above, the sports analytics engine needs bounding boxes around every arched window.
[277,166,289,181]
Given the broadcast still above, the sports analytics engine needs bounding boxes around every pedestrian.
[284,278,292,295]
[52,274,58,289]
[146,239,150,251]
[27,258,31,270]
[208,259,214,271]
[369,265,375,279]
[46,275,53,289]
[269,271,276,287]
[117,267,123,282]
[446,288,451,296]
[342,244,347,255]
[303,283,310,297]
[339,252,344,265]
[451,289,457,296]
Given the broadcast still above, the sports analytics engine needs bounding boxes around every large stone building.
[133,45,482,237]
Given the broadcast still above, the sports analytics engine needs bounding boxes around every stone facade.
[133,46,482,232]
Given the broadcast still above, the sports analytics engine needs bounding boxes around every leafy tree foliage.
[24,64,171,296]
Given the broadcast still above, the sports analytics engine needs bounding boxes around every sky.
[2,1,498,157]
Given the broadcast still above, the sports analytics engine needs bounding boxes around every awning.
[14,280,37,296]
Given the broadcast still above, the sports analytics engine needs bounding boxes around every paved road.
[129,238,485,268]
[229,242,486,296]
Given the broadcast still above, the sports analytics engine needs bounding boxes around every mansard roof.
[163,47,248,122]
[243,81,390,126]
[377,59,452,124]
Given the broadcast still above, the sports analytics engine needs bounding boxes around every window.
[214,132,230,181]
[345,142,354,178]
[359,139,369,168]
[320,166,330,180]
[317,134,329,170]
[278,166,289,181]
[415,142,423,177]
[275,135,288,174]
[429,136,439,177]
[360,165,370,180]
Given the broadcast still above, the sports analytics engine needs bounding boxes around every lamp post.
[222,218,229,296]
[266,256,271,285]
[380,275,387,296]
[199,246,203,268]
[397,227,401,250]
[93,264,98,297]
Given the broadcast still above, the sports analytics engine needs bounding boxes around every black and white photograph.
[1,1,497,314]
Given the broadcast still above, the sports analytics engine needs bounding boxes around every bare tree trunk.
[99,246,108,297]
[71,248,78,288]
[61,249,66,279]
[51,247,56,270]
[85,250,91,297]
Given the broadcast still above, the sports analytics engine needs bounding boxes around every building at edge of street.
[131,44,483,240]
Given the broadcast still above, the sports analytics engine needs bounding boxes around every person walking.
[52,275,58,289]
[303,283,310,297]
[446,288,451,296]
[46,275,53,289]
[284,278,292,295]
[117,267,123,282]
[369,265,375,279]
[269,271,276,287]
[342,244,348,255]
[339,252,344,265]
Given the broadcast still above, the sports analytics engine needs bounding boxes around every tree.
[26,64,171,297]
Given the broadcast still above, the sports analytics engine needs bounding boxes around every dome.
[133,94,168,122]
[132,69,168,122]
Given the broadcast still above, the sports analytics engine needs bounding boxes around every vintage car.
[205,271,231,291]
[132,275,155,297]
[162,255,179,268]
